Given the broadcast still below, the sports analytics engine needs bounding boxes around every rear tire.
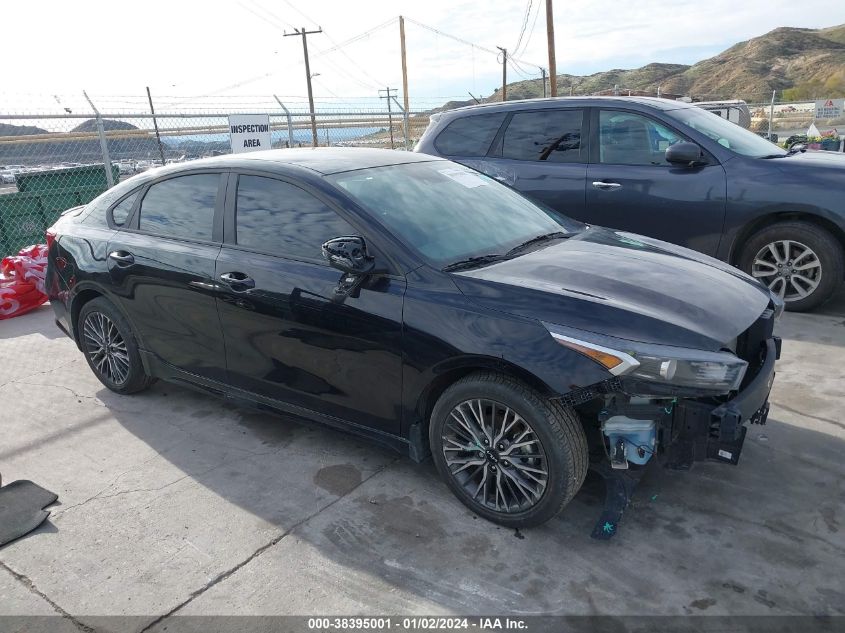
[429,372,588,528]
[77,297,153,394]
[738,221,844,312]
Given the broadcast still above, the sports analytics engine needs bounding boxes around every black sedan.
[45,148,781,532]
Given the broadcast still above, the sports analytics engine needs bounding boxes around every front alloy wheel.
[443,399,549,513]
[751,239,821,302]
[430,372,588,528]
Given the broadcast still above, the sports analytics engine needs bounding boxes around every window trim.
[223,169,399,276]
[124,170,227,245]
[490,107,588,163]
[589,107,717,167]
[106,188,143,229]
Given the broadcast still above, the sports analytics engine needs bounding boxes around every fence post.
[391,96,410,150]
[273,95,295,148]
[768,90,775,141]
[83,91,114,188]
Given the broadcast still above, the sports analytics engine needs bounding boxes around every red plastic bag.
[0,244,49,320]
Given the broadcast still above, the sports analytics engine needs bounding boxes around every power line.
[253,0,382,90]
[271,0,387,88]
[512,0,533,56]
[515,0,541,58]
[312,18,399,58]
[404,16,544,72]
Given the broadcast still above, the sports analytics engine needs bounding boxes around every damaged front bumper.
[586,310,781,540]
[662,335,779,470]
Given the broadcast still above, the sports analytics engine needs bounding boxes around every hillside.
[432,23,845,111]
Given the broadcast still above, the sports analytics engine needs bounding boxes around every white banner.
[815,99,844,119]
[229,114,272,153]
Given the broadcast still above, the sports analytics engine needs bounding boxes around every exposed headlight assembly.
[543,322,748,393]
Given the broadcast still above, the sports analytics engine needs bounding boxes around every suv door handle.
[219,272,255,290]
[108,250,135,266]
[592,181,622,190]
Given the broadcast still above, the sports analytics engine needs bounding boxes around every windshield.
[329,161,582,267]
[666,106,787,158]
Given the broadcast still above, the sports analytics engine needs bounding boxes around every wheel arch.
[730,211,845,275]
[69,288,105,349]
[410,356,557,457]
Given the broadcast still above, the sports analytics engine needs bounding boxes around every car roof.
[443,96,697,116]
[147,147,444,177]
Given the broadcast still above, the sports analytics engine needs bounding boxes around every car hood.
[452,227,772,351]
[771,150,845,170]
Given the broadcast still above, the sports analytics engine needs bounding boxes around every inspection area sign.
[229,114,272,153]
[815,99,844,119]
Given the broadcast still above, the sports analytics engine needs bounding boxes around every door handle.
[108,250,135,266]
[219,272,255,290]
[592,181,622,190]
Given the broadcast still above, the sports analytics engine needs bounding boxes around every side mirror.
[321,236,375,275]
[665,141,704,167]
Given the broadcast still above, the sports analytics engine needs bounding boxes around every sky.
[2,0,844,112]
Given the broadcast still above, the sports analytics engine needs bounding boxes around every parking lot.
[1,291,844,629]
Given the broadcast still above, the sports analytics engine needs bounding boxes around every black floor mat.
[0,480,58,548]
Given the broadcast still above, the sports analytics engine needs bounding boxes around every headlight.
[543,322,748,393]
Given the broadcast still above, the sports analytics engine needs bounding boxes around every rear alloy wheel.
[78,297,154,394]
[83,312,130,385]
[739,221,844,312]
[430,372,588,528]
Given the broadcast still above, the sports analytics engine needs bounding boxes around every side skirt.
[140,351,414,458]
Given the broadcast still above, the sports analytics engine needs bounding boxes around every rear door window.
[434,112,507,157]
[138,174,219,241]
[235,175,357,261]
[501,109,584,162]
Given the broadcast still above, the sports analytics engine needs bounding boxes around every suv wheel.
[739,221,844,312]
[78,297,154,394]
[429,372,588,528]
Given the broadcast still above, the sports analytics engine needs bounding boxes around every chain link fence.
[0,95,432,257]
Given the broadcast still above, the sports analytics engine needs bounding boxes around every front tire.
[78,297,153,394]
[739,221,844,312]
[429,372,588,528]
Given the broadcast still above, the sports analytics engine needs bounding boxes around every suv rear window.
[434,112,506,157]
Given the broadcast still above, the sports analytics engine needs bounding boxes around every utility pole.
[546,0,557,97]
[379,87,397,149]
[284,26,323,147]
[541,68,547,98]
[399,16,410,115]
[497,47,507,102]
